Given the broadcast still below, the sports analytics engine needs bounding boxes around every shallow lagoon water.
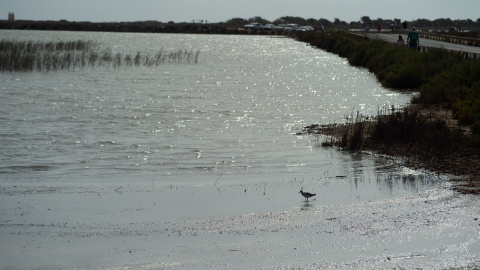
[0,30,415,184]
[1,30,479,269]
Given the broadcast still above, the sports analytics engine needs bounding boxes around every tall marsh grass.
[308,105,467,152]
[0,39,200,71]
[370,106,466,150]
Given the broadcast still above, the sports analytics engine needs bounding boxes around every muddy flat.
[1,179,479,269]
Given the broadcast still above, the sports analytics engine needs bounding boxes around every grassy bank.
[296,30,480,146]
[0,39,200,71]
[296,30,480,192]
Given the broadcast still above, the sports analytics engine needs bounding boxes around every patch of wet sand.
[1,182,479,269]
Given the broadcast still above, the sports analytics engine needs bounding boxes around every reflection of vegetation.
[296,31,480,143]
[0,39,200,71]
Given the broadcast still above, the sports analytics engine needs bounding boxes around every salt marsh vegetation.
[0,39,200,71]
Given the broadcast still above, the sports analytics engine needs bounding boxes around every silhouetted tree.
[247,16,270,25]
[317,18,333,28]
[274,16,306,25]
[225,18,248,27]
[361,16,372,26]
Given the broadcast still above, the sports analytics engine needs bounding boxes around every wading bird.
[299,189,316,202]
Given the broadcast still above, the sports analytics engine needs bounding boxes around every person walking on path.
[397,35,405,46]
[407,27,419,49]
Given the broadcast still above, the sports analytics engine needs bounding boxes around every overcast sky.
[2,0,479,24]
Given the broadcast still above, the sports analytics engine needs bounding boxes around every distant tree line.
[1,16,479,34]
[226,16,480,30]
[0,20,242,34]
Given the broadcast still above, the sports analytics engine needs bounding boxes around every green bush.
[296,30,480,147]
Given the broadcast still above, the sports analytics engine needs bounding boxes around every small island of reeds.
[0,39,200,72]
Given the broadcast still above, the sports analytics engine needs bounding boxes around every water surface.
[2,30,474,270]
[1,30,420,188]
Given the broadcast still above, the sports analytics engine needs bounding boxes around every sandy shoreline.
[1,176,480,269]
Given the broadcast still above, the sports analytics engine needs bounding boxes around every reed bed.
[0,39,200,71]
[305,104,466,152]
